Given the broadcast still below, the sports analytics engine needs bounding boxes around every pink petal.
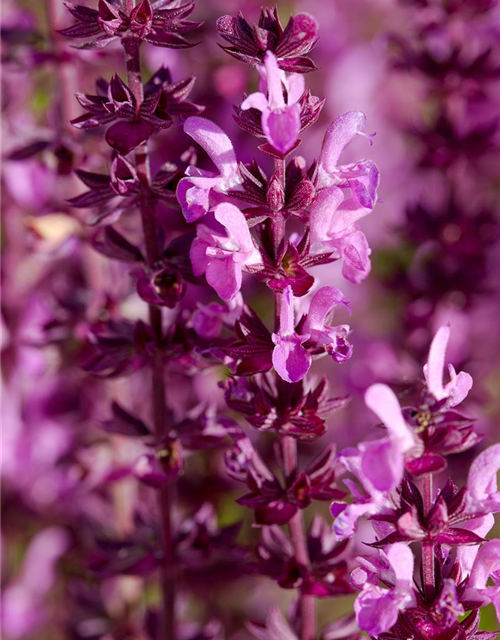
[364,384,414,452]
[319,111,367,176]
[213,202,253,253]
[456,515,495,576]
[262,104,301,154]
[189,237,210,276]
[286,73,305,105]
[263,51,285,110]
[468,540,500,590]
[387,543,414,586]
[272,333,311,383]
[305,286,349,331]
[340,229,371,284]
[183,116,239,181]
[424,325,449,401]
[467,443,500,503]
[206,256,241,300]
[361,439,404,492]
[310,186,344,243]
[240,92,269,113]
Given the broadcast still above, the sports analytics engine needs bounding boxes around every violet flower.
[177,116,242,222]
[352,543,416,636]
[241,51,304,155]
[190,202,261,300]
[272,285,311,383]
[423,324,473,407]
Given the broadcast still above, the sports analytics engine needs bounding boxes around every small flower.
[177,117,242,222]
[190,202,261,300]
[241,51,304,155]
[353,543,417,636]
[302,286,352,363]
[423,324,473,407]
[272,285,311,383]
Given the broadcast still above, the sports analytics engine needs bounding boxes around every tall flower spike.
[423,325,473,406]
[177,116,242,222]
[303,285,352,363]
[272,286,311,383]
[353,543,416,636]
[190,202,261,300]
[241,51,304,155]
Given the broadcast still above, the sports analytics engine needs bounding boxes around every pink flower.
[423,325,473,406]
[316,110,379,209]
[241,51,304,154]
[310,187,372,284]
[177,117,242,222]
[463,540,500,620]
[190,203,261,300]
[332,385,415,540]
[353,543,416,636]
[467,443,500,513]
[302,285,352,363]
[272,286,311,383]
[310,110,379,284]
[1,528,69,639]
[191,294,243,339]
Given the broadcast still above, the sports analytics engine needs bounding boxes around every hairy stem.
[422,474,435,600]
[281,436,316,640]
[121,27,175,640]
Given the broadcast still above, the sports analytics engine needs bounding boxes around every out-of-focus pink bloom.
[423,325,473,406]
[192,294,243,339]
[241,51,304,155]
[353,543,416,636]
[177,117,242,222]
[332,385,415,540]
[1,527,69,639]
[310,188,372,284]
[190,203,261,300]
[272,286,311,383]
[303,285,352,363]
[463,540,500,620]
[3,160,55,210]
[467,443,500,513]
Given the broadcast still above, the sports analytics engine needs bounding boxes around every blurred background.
[2,0,500,638]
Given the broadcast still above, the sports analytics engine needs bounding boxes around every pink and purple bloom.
[190,202,261,300]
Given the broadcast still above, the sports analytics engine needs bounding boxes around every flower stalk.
[121,5,174,639]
